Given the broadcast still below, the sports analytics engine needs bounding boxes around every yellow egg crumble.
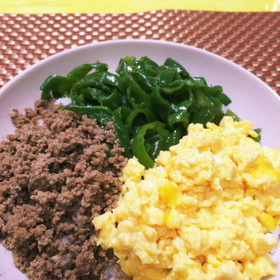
[93,117,280,280]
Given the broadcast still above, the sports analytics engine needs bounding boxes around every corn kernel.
[207,255,222,268]
[164,208,181,229]
[251,156,280,180]
[257,213,276,232]
[158,182,181,207]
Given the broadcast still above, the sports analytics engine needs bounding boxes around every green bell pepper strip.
[216,91,232,106]
[165,127,184,149]
[251,128,262,142]
[167,110,189,129]
[129,71,154,93]
[208,96,224,124]
[41,63,109,101]
[124,75,150,108]
[190,108,215,125]
[163,57,190,79]
[200,84,221,97]
[131,121,171,168]
[112,114,132,157]
[116,56,136,76]
[113,106,132,123]
[174,100,193,112]
[66,62,108,80]
[157,66,181,86]
[144,135,162,160]
[150,88,173,122]
[71,72,121,93]
[99,89,122,110]
[74,87,104,106]
[40,75,75,101]
[69,88,86,105]
[125,108,157,135]
[193,89,214,109]
[192,77,208,87]
[138,56,159,77]
[225,109,240,121]
[118,56,159,79]
[160,80,188,99]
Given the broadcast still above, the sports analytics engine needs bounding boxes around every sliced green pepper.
[40,55,261,167]
[114,106,132,122]
[40,75,75,100]
[165,127,184,148]
[149,88,172,122]
[124,75,150,108]
[163,57,190,79]
[167,110,189,129]
[125,108,157,135]
[59,105,114,127]
[131,121,171,168]
[66,63,107,80]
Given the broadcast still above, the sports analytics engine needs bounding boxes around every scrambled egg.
[93,117,280,280]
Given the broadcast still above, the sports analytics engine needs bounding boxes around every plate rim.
[0,39,279,103]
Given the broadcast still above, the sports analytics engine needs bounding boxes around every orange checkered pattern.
[0,10,279,94]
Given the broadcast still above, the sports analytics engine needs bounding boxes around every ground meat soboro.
[0,100,128,280]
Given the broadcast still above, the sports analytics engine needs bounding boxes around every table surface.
[1,10,279,96]
[1,0,280,13]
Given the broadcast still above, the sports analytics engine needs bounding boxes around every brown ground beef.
[0,100,128,280]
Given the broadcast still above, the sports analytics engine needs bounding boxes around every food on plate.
[93,116,280,280]
[40,56,260,168]
[0,53,273,280]
[0,100,127,280]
